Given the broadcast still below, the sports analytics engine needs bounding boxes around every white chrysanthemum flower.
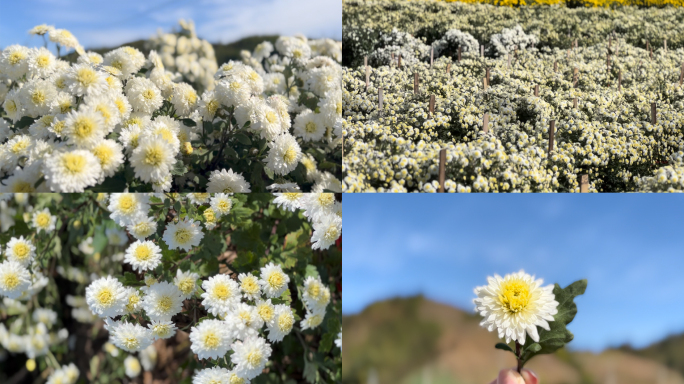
[206,169,251,193]
[231,336,272,380]
[65,64,108,96]
[171,82,198,116]
[265,304,294,343]
[255,299,276,324]
[125,77,163,114]
[130,134,176,183]
[140,344,157,371]
[210,193,232,217]
[108,193,150,226]
[104,46,145,78]
[265,134,302,176]
[2,89,24,122]
[189,319,233,360]
[258,263,290,298]
[215,77,250,108]
[273,192,303,212]
[302,276,330,311]
[238,273,261,301]
[293,109,326,142]
[85,93,122,131]
[473,270,559,345]
[163,217,203,251]
[105,227,129,246]
[123,287,142,314]
[62,106,106,148]
[253,104,283,140]
[124,355,142,378]
[227,303,263,340]
[149,320,177,340]
[301,307,326,330]
[124,240,162,272]
[311,215,341,251]
[335,332,341,350]
[46,363,79,384]
[175,269,200,299]
[5,236,36,266]
[91,139,124,178]
[193,367,231,384]
[20,78,57,116]
[43,149,103,192]
[198,90,221,121]
[201,274,241,316]
[85,276,126,318]
[300,192,336,222]
[107,320,154,352]
[0,260,31,299]
[187,193,210,205]
[33,308,58,327]
[0,45,30,80]
[119,123,143,153]
[142,281,184,321]
[127,216,158,240]
[29,24,54,36]
[48,29,79,48]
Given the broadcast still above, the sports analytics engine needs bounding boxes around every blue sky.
[0,0,341,50]
[343,194,684,352]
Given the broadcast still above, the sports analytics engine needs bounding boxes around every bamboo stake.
[664,39,667,53]
[573,68,578,88]
[429,94,435,118]
[651,102,657,125]
[365,65,370,92]
[438,149,446,193]
[483,77,488,92]
[483,113,489,133]
[481,45,484,58]
[378,87,383,117]
[486,68,490,87]
[548,120,555,155]
[534,84,539,97]
[398,54,402,68]
[458,46,462,63]
[430,45,434,68]
[554,61,558,72]
[414,73,419,94]
[391,53,394,66]
[446,63,451,75]
[573,97,578,109]
[580,174,589,193]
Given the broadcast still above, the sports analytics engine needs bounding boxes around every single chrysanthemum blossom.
[171,82,198,117]
[265,304,294,343]
[142,281,184,321]
[124,240,162,272]
[302,276,331,311]
[48,29,79,48]
[192,367,231,384]
[231,336,272,380]
[272,192,303,212]
[311,215,341,251]
[163,217,203,251]
[124,355,141,378]
[123,287,142,314]
[62,106,107,148]
[187,193,210,205]
[85,276,127,318]
[125,77,163,114]
[129,134,176,183]
[5,236,36,266]
[473,270,559,345]
[301,307,326,330]
[108,193,150,226]
[210,193,232,217]
[206,168,251,193]
[65,63,108,96]
[264,134,302,176]
[189,319,233,360]
[85,93,122,131]
[148,320,177,340]
[201,274,241,316]
[105,227,128,246]
[104,46,145,78]
[127,216,158,240]
[90,139,125,179]
[238,273,261,301]
[175,269,200,299]
[258,263,290,298]
[43,149,102,192]
[20,78,57,116]
[293,109,326,142]
[300,192,336,222]
[226,303,263,340]
[255,299,276,324]
[107,320,154,352]
[0,45,30,81]
[145,116,181,154]
[0,260,31,299]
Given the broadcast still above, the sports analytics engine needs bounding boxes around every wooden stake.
[607,54,611,71]
[398,54,402,68]
[364,56,368,67]
[507,53,511,68]
[574,39,578,49]
[378,87,383,117]
[573,97,578,109]
[534,84,539,97]
[391,53,394,65]
[649,48,653,60]
[580,174,588,193]
[438,149,446,193]
[483,113,489,133]
[651,102,657,125]
[548,120,555,155]
[458,46,461,63]
[414,73,419,94]
[483,77,488,92]
[573,68,578,88]
[646,40,650,51]
[554,61,558,72]
[429,94,435,118]
[566,49,570,59]
[365,65,370,92]
[430,45,434,68]
[481,45,484,58]
[446,62,451,75]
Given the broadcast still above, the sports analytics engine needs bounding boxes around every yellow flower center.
[2,273,20,290]
[142,89,155,100]
[56,77,67,89]
[178,277,195,295]
[307,314,323,328]
[283,147,297,164]
[284,192,302,201]
[267,272,285,289]
[257,304,274,322]
[174,228,191,244]
[499,279,531,314]
[307,282,321,299]
[110,60,123,70]
[248,71,259,82]
[96,105,112,124]
[115,98,126,113]
[92,144,114,165]
[203,208,216,223]
[53,120,66,134]
[207,99,219,115]
[229,81,242,91]
[278,312,294,332]
[324,226,339,242]
[134,245,152,261]
[273,77,281,85]
[13,243,30,260]
[305,121,317,133]
[185,89,197,104]
[157,295,173,313]
[126,294,140,312]
[62,153,86,174]
[118,195,136,213]
[293,49,303,59]
[144,146,164,166]
[123,47,137,56]
[97,288,115,306]
[229,374,246,384]
[9,51,26,65]
[12,182,34,193]
[216,199,231,212]
[203,332,220,349]
[105,76,116,87]
[241,277,259,295]
[36,213,51,227]
[239,311,252,325]
[246,350,262,366]
[76,67,97,87]
[122,336,140,350]
[266,111,277,124]
[37,55,50,68]
[5,100,17,113]
[31,90,46,105]
[11,140,28,154]
[73,116,96,139]
[214,283,232,300]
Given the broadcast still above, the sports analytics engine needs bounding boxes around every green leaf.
[519,279,587,367]
[234,133,252,145]
[15,116,36,129]
[181,118,196,127]
[305,264,319,278]
[199,258,219,276]
[171,160,188,176]
[303,358,320,384]
[495,343,514,353]
[319,332,335,353]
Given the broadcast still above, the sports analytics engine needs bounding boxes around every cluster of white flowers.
[434,29,480,57]
[273,192,342,250]
[0,306,69,359]
[146,19,219,93]
[300,275,331,330]
[368,29,431,67]
[489,24,539,57]
[45,363,80,384]
[0,23,342,193]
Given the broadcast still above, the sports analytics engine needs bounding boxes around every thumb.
[497,368,538,384]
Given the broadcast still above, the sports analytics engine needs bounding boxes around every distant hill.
[343,295,684,384]
[63,35,279,66]
[618,334,684,379]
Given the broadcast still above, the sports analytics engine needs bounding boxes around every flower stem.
[515,341,522,374]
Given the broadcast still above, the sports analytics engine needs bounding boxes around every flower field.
[0,192,341,383]
[342,0,684,192]
[0,22,342,193]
